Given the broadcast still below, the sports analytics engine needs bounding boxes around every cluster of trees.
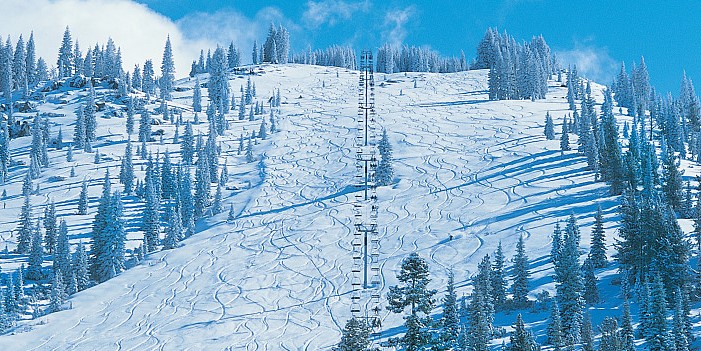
[478,28,552,101]
[251,24,290,65]
[292,45,357,70]
[375,44,467,74]
[0,31,48,105]
[189,42,241,77]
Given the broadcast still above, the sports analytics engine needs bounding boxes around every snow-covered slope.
[0,64,622,350]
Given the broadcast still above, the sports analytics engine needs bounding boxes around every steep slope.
[0,65,618,350]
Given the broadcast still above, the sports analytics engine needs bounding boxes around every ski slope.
[0,64,621,350]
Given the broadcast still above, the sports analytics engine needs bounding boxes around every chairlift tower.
[351,50,381,330]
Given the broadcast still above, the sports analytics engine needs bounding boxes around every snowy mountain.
[0,61,685,350]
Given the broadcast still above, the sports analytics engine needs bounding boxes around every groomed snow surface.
[0,64,640,350]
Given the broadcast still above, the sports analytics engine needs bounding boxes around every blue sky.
[130,0,701,94]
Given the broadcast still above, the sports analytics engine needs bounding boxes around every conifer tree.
[84,83,97,143]
[43,200,57,254]
[386,253,436,351]
[598,317,622,351]
[162,205,182,250]
[212,182,223,215]
[545,112,555,140]
[334,317,371,351]
[581,311,594,351]
[556,215,584,343]
[547,302,563,349]
[25,222,44,280]
[48,270,67,312]
[469,255,494,351]
[647,275,673,351]
[192,77,202,112]
[182,122,194,165]
[57,26,73,78]
[246,137,254,163]
[54,219,71,277]
[436,269,460,350]
[508,314,539,351]
[560,116,570,152]
[126,97,135,136]
[142,168,160,252]
[588,205,607,268]
[16,193,32,254]
[582,259,599,304]
[72,241,90,291]
[78,179,89,215]
[620,300,635,351]
[492,241,507,309]
[160,36,175,101]
[376,129,394,186]
[673,292,690,351]
[662,147,684,212]
[139,110,152,142]
[119,141,134,194]
[511,234,530,307]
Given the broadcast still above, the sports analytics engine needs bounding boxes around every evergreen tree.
[581,311,594,351]
[598,317,622,351]
[647,275,673,351]
[469,255,495,351]
[491,241,507,309]
[508,314,539,351]
[57,26,73,77]
[16,193,32,254]
[192,77,202,112]
[139,110,152,142]
[161,150,176,199]
[545,112,555,140]
[181,122,194,165]
[673,291,690,351]
[180,165,194,228]
[48,270,67,312]
[43,200,57,254]
[25,222,44,280]
[620,300,635,351]
[54,219,71,277]
[588,205,607,268]
[547,301,563,349]
[582,259,600,304]
[160,36,175,101]
[162,205,182,250]
[334,317,371,351]
[212,182,223,215]
[662,147,684,213]
[72,241,90,291]
[78,179,89,215]
[511,234,530,307]
[436,269,460,350]
[119,140,134,194]
[599,89,625,194]
[84,83,97,143]
[560,116,570,152]
[376,129,394,186]
[142,166,160,252]
[246,137,254,163]
[556,215,584,343]
[126,97,135,136]
[386,253,436,351]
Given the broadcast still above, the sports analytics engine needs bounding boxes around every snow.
[0,64,645,349]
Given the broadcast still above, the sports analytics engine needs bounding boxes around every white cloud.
[0,0,208,76]
[0,0,291,78]
[557,45,619,84]
[381,6,415,46]
[302,0,370,28]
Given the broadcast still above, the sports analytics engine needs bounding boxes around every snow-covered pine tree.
[508,314,539,351]
[182,122,194,165]
[647,275,674,351]
[582,259,599,304]
[119,140,134,194]
[16,193,32,254]
[160,36,175,101]
[72,241,90,291]
[43,200,57,254]
[194,146,211,218]
[598,316,622,351]
[139,110,152,143]
[491,241,507,309]
[544,112,555,140]
[469,254,495,351]
[673,291,690,351]
[588,205,607,268]
[376,129,394,186]
[546,301,563,348]
[435,269,460,350]
[85,82,97,143]
[556,215,584,343]
[57,26,73,78]
[192,76,202,112]
[78,179,89,215]
[581,310,594,351]
[161,150,176,199]
[48,270,67,312]
[54,219,71,277]
[511,233,530,308]
[162,205,182,250]
[245,137,254,163]
[126,97,135,135]
[25,222,44,280]
[334,317,371,351]
[662,146,684,213]
[386,253,436,350]
[560,116,570,152]
[142,163,160,253]
[620,300,635,351]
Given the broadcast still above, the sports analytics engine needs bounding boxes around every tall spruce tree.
[556,215,584,343]
[436,269,460,350]
[160,36,175,101]
[25,222,44,280]
[588,205,607,268]
[545,112,555,140]
[334,317,371,351]
[386,253,436,351]
[43,200,57,254]
[508,314,539,351]
[511,234,530,308]
[492,241,507,309]
[469,255,495,351]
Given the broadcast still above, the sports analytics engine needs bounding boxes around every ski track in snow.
[0,66,611,350]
